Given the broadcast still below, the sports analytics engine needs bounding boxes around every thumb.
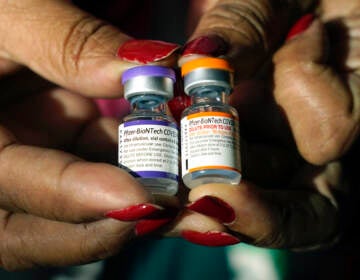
[184,181,339,250]
[273,19,360,165]
[0,1,179,97]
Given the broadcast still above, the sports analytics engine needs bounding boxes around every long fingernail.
[117,40,180,63]
[187,196,235,224]
[182,35,228,57]
[286,14,315,41]
[105,203,163,221]
[135,207,178,236]
[135,218,173,236]
[181,230,240,246]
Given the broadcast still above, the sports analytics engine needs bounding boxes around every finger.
[0,69,54,106]
[0,88,121,162]
[180,0,315,77]
[325,15,360,72]
[165,208,235,247]
[0,58,21,77]
[0,88,100,147]
[185,182,338,249]
[273,19,360,165]
[321,0,360,20]
[73,116,117,162]
[0,211,133,270]
[0,1,179,97]
[0,125,151,222]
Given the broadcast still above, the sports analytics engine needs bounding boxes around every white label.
[181,112,241,176]
[119,120,179,181]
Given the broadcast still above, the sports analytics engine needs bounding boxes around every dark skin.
[0,0,358,270]
[171,0,360,249]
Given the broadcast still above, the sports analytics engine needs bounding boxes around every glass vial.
[119,65,179,195]
[180,57,241,189]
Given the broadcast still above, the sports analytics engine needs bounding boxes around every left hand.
[166,7,360,249]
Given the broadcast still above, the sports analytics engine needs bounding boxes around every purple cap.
[122,65,176,84]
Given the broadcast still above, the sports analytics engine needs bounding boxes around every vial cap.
[122,65,176,84]
[181,57,233,77]
[122,65,176,100]
[181,57,234,95]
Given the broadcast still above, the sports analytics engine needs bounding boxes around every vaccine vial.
[180,57,241,189]
[119,65,179,195]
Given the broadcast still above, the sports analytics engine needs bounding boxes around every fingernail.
[135,218,173,236]
[182,35,228,57]
[181,230,240,246]
[286,14,315,41]
[168,95,191,122]
[117,40,180,63]
[187,196,235,224]
[105,203,163,221]
[135,207,178,236]
[167,69,191,122]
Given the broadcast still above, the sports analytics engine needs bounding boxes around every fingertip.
[180,35,229,63]
[286,14,315,41]
[60,162,153,221]
[187,195,236,224]
[186,182,276,241]
[117,39,180,64]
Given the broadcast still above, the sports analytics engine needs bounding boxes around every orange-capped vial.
[180,57,241,188]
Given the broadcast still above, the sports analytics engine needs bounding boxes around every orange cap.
[181,57,233,76]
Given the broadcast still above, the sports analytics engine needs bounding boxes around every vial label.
[181,112,241,177]
[119,120,179,181]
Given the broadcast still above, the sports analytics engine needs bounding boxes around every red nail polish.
[286,14,315,41]
[105,203,163,221]
[182,35,228,57]
[182,230,240,246]
[187,196,235,224]
[117,40,180,63]
[167,69,191,122]
[167,94,191,122]
[135,218,173,236]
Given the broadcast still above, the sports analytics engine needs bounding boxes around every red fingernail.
[117,40,180,63]
[182,35,228,57]
[182,230,240,246]
[286,14,315,41]
[167,69,191,122]
[168,94,191,122]
[187,196,235,224]
[105,203,163,221]
[135,218,173,236]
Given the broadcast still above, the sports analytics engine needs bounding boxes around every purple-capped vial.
[119,66,179,195]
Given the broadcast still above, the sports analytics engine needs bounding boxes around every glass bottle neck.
[129,94,167,113]
[189,86,229,105]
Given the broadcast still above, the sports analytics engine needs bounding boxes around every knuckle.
[300,116,357,165]
[61,15,113,76]
[0,214,33,271]
[78,222,123,263]
[0,127,17,156]
[201,1,270,48]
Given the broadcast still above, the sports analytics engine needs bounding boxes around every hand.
[171,0,317,119]
[0,0,180,270]
[179,0,316,77]
[167,2,360,249]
